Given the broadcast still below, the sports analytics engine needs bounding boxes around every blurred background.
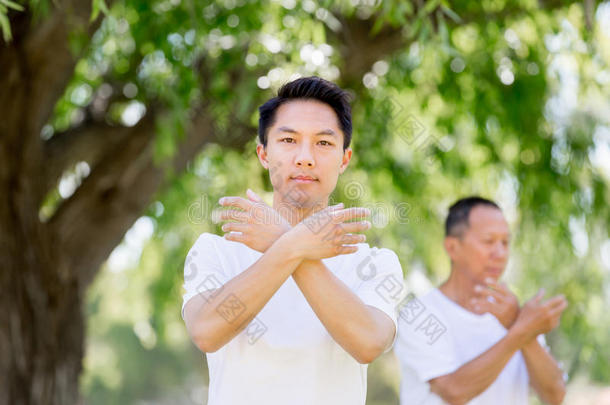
[2,0,610,404]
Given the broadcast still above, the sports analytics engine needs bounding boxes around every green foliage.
[33,0,610,402]
[0,0,24,41]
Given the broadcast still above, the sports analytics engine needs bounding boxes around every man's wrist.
[505,309,520,329]
[293,258,325,280]
[521,336,541,352]
[506,323,531,349]
[274,229,303,262]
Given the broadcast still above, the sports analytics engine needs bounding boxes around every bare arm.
[428,329,525,405]
[521,335,566,404]
[429,290,568,405]
[471,280,567,404]
[292,259,395,364]
[183,234,302,353]
[185,196,368,353]
[217,192,387,362]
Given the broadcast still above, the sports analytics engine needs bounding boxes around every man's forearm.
[185,234,303,352]
[521,339,566,404]
[429,329,527,405]
[292,259,394,364]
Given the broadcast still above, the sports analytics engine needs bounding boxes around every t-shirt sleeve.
[393,296,460,382]
[181,232,230,319]
[353,247,405,353]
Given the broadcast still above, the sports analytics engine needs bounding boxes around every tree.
[1,1,608,404]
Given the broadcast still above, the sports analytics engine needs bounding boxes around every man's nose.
[295,144,315,167]
[492,241,508,259]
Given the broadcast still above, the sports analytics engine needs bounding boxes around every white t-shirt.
[182,232,404,405]
[394,288,547,405]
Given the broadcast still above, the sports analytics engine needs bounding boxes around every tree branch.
[47,105,216,288]
[1,0,106,208]
[329,14,405,90]
[42,120,136,201]
[328,1,585,90]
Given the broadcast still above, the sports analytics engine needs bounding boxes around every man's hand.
[285,206,371,260]
[217,189,292,252]
[510,289,567,343]
[217,189,345,253]
[471,278,520,329]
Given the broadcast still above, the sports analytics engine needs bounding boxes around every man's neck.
[272,194,329,226]
[439,268,478,311]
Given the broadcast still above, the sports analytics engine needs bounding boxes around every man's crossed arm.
[428,284,567,405]
[184,190,395,363]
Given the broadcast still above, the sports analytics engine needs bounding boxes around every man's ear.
[256,143,269,170]
[444,236,460,261]
[339,147,352,174]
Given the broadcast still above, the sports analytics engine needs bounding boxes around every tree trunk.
[0,1,460,403]
[0,85,85,404]
[0,3,103,404]
[0,241,84,405]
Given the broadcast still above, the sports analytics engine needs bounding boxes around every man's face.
[445,205,510,283]
[257,99,351,209]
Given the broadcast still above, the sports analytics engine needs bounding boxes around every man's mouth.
[290,175,318,183]
[485,267,503,276]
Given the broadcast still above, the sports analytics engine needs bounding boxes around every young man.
[181,76,403,405]
[394,197,567,405]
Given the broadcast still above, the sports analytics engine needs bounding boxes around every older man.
[395,197,567,405]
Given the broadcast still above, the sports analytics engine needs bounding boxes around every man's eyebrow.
[481,231,512,239]
[315,128,337,136]
[276,126,337,136]
[277,126,298,134]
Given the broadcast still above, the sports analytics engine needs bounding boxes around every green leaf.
[440,4,462,23]
[90,0,109,22]
[0,12,11,42]
[423,0,440,15]
[0,0,24,11]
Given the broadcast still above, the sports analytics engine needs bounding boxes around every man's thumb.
[246,188,264,203]
[533,288,545,303]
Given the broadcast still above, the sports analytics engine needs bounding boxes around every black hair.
[445,197,501,237]
[257,76,352,149]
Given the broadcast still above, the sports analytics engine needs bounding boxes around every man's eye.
[281,138,295,143]
[318,140,333,146]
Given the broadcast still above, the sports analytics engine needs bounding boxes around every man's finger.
[338,221,371,234]
[222,222,250,233]
[246,189,265,203]
[470,297,491,314]
[338,233,366,245]
[543,295,567,309]
[224,231,246,243]
[530,288,545,303]
[549,300,568,317]
[219,196,254,211]
[484,278,511,295]
[331,207,371,223]
[336,245,359,255]
[329,202,345,210]
[218,209,250,223]
[474,284,505,303]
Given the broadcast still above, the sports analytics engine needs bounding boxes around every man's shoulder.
[195,231,224,244]
[192,232,251,254]
[417,288,443,305]
[191,232,222,250]
[399,288,450,326]
[352,244,402,273]
[354,244,400,262]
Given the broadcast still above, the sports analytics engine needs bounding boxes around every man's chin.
[482,271,504,282]
[276,194,327,210]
